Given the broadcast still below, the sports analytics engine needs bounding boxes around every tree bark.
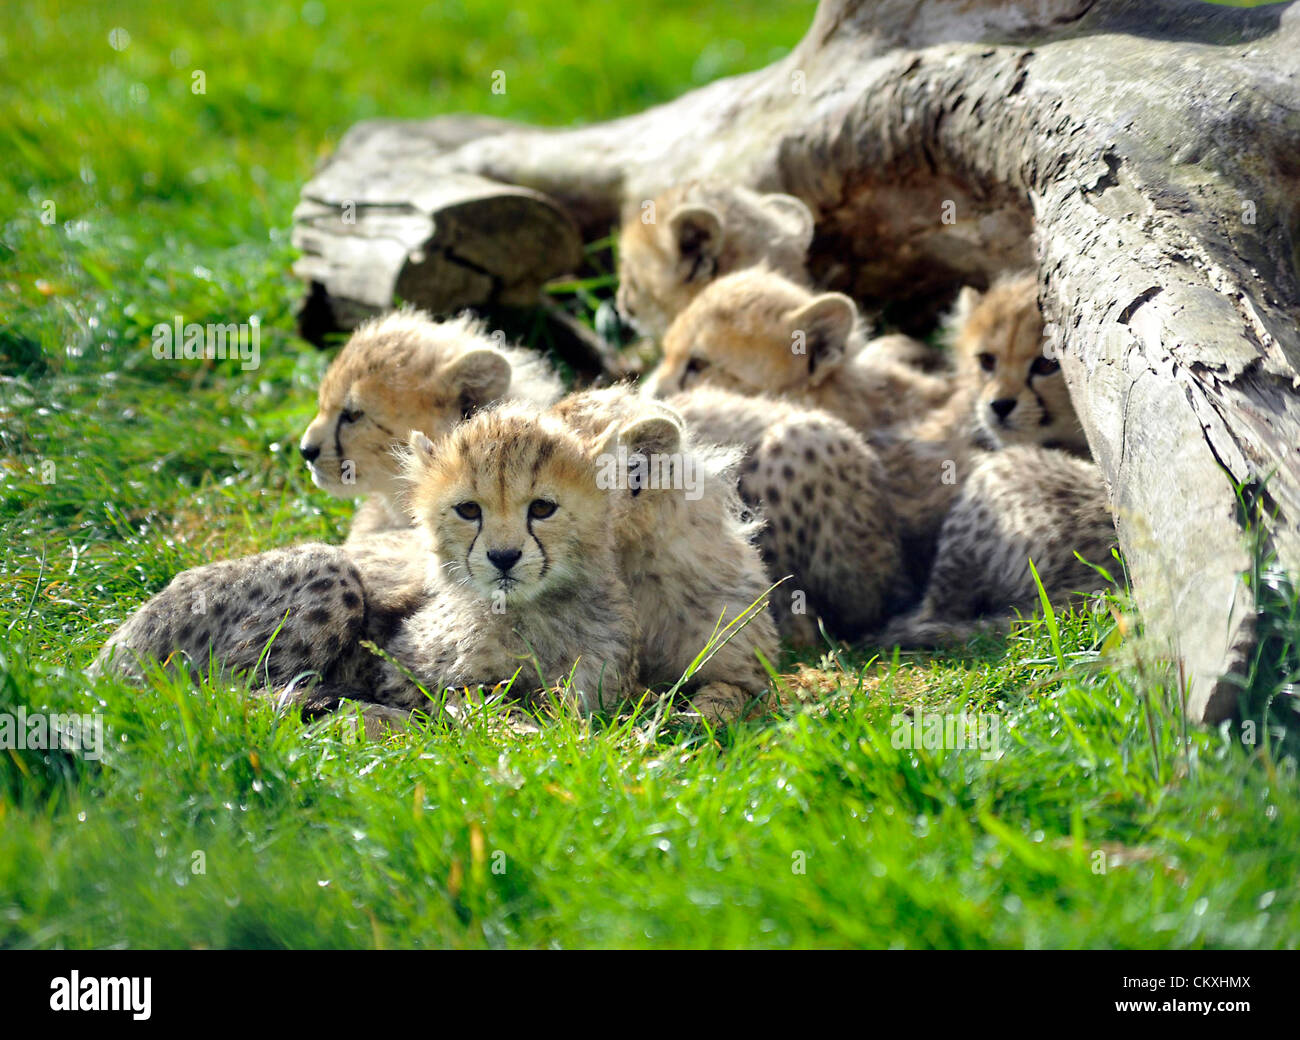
[292,0,1300,724]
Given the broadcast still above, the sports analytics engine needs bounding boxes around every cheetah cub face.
[616,182,815,338]
[404,409,616,606]
[953,272,1085,454]
[298,309,547,503]
[646,266,858,398]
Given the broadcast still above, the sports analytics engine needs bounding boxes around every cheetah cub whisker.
[298,307,563,541]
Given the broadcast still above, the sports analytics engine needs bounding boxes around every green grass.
[1,0,1297,949]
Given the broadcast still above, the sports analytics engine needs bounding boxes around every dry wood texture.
[292,0,1300,723]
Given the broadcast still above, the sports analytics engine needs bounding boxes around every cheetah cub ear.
[619,413,683,458]
[668,205,724,277]
[789,291,857,386]
[598,411,684,498]
[405,429,439,472]
[398,430,441,521]
[947,286,983,336]
[445,348,512,417]
[595,410,684,459]
[758,193,815,253]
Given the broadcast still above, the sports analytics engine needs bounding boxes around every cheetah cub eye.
[528,499,557,520]
[1030,355,1060,376]
[453,502,481,520]
[977,353,996,373]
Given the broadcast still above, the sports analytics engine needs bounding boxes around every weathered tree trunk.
[292,0,1300,725]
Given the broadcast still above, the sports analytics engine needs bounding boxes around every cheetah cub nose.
[299,441,321,463]
[990,398,1018,420]
[486,548,523,573]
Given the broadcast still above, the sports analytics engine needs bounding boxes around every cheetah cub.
[878,274,1116,647]
[548,385,778,721]
[90,542,390,688]
[95,409,641,717]
[872,270,1089,560]
[648,266,964,574]
[877,447,1116,647]
[616,182,816,338]
[935,271,1088,456]
[646,266,953,433]
[298,307,563,540]
[662,386,911,645]
[358,409,640,713]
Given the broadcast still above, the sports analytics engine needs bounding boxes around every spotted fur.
[90,543,379,687]
[875,273,1115,646]
[878,447,1116,646]
[549,385,778,722]
[645,267,964,602]
[664,386,910,645]
[95,410,640,717]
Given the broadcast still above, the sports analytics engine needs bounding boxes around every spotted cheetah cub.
[356,409,640,713]
[648,266,963,575]
[646,266,953,432]
[931,271,1088,456]
[298,307,563,540]
[616,182,816,339]
[90,542,390,688]
[877,447,1116,646]
[548,385,777,721]
[662,386,911,645]
[95,409,640,716]
[878,274,1115,646]
[870,270,1089,563]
